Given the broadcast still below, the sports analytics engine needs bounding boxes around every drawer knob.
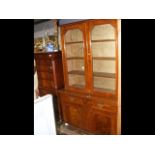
[49,66,52,70]
[49,54,52,57]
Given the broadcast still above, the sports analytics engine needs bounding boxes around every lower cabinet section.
[59,91,118,135]
[88,107,117,134]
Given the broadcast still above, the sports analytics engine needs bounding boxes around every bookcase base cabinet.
[59,91,118,135]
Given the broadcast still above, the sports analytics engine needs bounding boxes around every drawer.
[39,79,55,89]
[37,64,53,72]
[36,59,51,65]
[93,97,116,105]
[37,71,54,80]
[92,98,117,112]
[35,54,53,60]
[61,94,84,105]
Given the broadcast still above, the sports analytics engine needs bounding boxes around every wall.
[58,19,87,25]
[34,20,87,39]
[34,20,55,39]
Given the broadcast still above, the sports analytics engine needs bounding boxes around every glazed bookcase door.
[88,20,117,95]
[62,24,88,92]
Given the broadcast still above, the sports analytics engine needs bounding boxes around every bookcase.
[59,19,120,134]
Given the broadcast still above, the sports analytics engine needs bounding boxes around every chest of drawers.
[34,52,64,122]
[34,52,64,95]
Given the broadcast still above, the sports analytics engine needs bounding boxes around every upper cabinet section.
[61,20,118,96]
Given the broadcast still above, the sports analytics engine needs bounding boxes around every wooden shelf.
[69,84,115,93]
[93,57,115,60]
[67,57,84,60]
[91,39,115,42]
[93,72,115,78]
[68,70,84,75]
[65,41,83,44]
[67,57,115,60]
[68,70,115,78]
[66,39,115,44]
[71,84,85,88]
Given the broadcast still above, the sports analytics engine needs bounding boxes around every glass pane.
[68,74,85,88]
[93,77,115,93]
[91,24,116,93]
[65,43,84,58]
[91,24,115,40]
[65,29,85,88]
[93,60,115,73]
[92,42,115,57]
[65,29,83,42]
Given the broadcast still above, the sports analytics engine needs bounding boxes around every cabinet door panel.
[62,101,84,129]
[60,93,89,130]
[88,107,117,135]
[65,29,86,89]
[62,23,89,92]
[88,20,117,94]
